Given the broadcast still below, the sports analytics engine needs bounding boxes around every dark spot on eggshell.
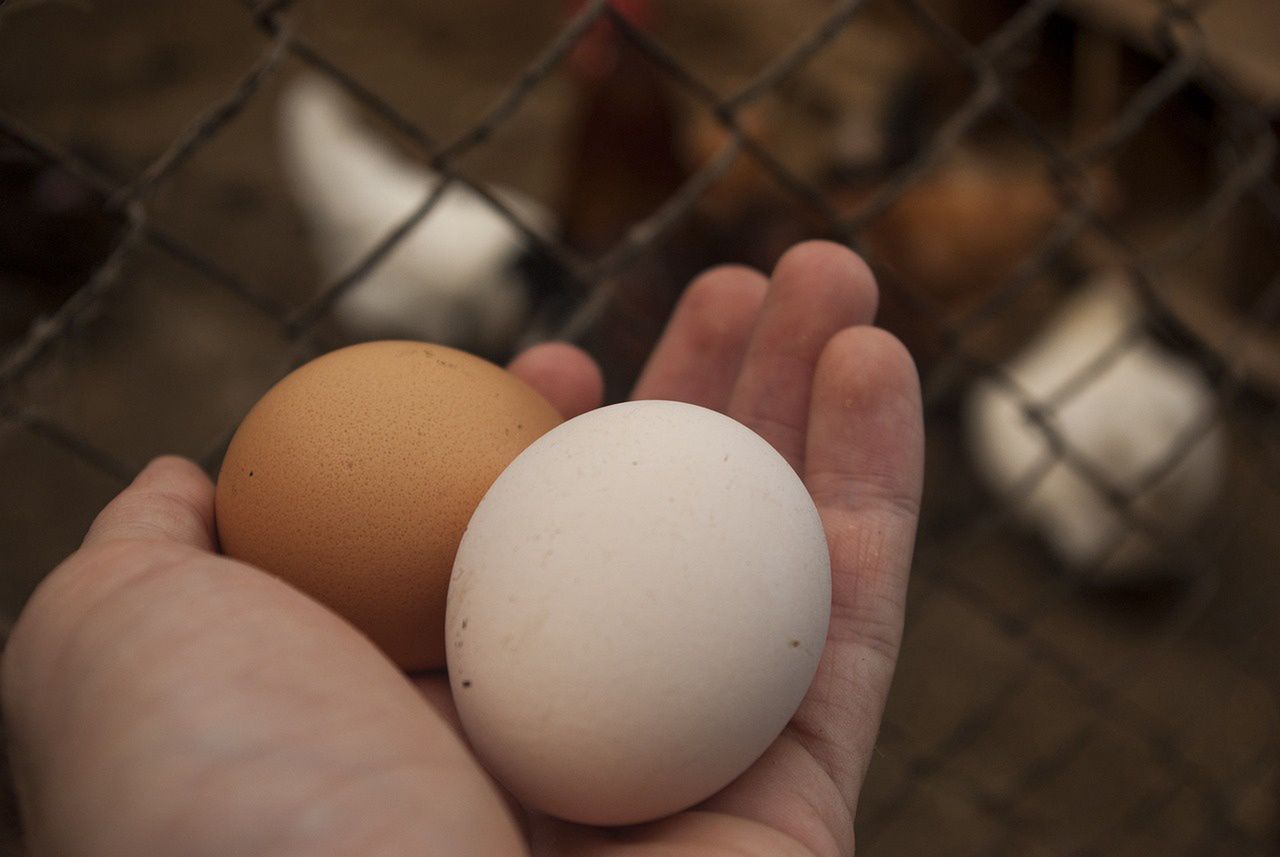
[789,639,801,648]
[462,680,472,688]
[461,618,468,629]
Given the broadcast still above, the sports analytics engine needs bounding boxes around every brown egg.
[215,341,561,670]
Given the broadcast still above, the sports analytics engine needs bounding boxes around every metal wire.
[0,0,1276,853]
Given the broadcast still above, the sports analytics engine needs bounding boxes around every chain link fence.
[1,0,1278,853]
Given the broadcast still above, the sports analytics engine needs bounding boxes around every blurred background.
[1,0,1279,853]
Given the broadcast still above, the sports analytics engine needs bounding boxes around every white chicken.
[965,273,1225,580]
[278,74,556,354]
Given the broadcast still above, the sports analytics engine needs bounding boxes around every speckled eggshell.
[446,400,831,825]
[216,340,561,670]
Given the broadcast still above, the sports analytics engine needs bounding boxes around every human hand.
[3,241,923,856]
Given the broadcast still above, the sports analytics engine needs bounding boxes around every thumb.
[82,456,217,552]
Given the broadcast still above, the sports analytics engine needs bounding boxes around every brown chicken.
[831,149,1119,369]
[555,0,710,399]
[555,6,1102,387]
[558,0,683,257]
[850,153,1067,308]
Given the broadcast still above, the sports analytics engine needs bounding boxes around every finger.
[508,341,604,419]
[410,672,534,836]
[727,241,878,472]
[631,265,768,410]
[529,809,814,857]
[3,546,524,856]
[797,326,924,809]
[82,456,217,552]
[411,672,462,733]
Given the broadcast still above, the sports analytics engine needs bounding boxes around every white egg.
[446,400,831,825]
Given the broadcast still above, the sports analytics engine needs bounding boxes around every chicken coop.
[1,0,1279,852]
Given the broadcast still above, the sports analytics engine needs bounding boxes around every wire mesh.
[1,0,1278,853]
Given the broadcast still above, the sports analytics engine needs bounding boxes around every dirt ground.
[1,0,1278,854]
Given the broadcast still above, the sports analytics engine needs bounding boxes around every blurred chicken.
[965,272,1225,581]
[819,64,1121,369]
[671,59,1117,369]
[555,0,714,398]
[278,74,560,357]
[0,134,123,347]
[558,0,683,257]
[679,105,814,271]
[843,151,1070,307]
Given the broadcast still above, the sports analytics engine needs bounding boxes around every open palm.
[3,242,922,857]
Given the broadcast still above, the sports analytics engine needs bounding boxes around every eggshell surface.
[216,340,561,670]
[446,400,831,825]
